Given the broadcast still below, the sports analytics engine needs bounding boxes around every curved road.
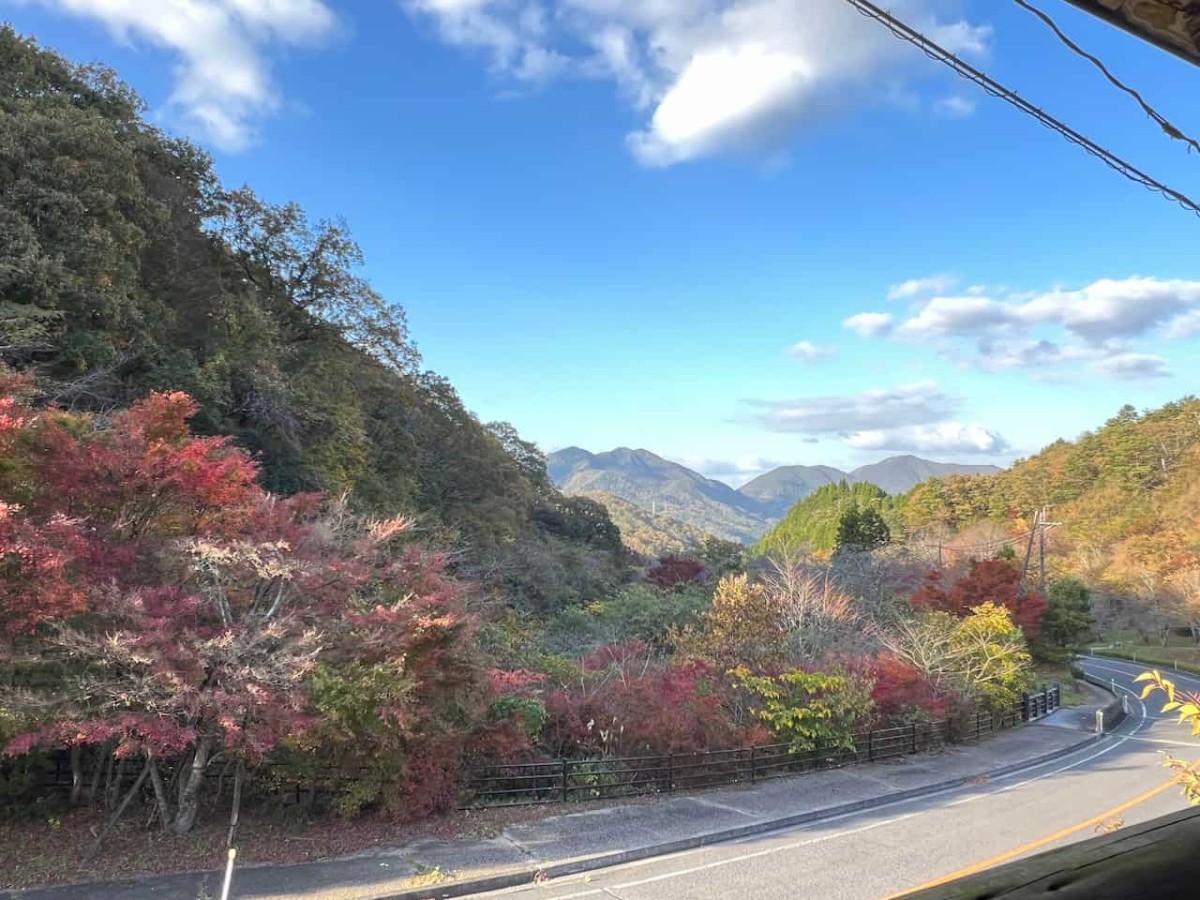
[473,657,1200,900]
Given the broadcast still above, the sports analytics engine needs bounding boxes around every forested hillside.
[756,482,898,557]
[580,491,715,557]
[901,400,1200,632]
[549,447,770,542]
[0,27,626,609]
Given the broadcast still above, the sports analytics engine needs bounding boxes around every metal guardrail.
[460,685,1061,809]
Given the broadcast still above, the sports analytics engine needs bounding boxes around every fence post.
[868,730,874,761]
[749,745,757,784]
[667,753,674,793]
[1021,691,1031,722]
[911,722,918,754]
[561,759,569,803]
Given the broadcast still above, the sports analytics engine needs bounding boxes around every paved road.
[472,658,1200,900]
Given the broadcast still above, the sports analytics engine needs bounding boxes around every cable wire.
[841,0,1200,217]
[1012,0,1200,155]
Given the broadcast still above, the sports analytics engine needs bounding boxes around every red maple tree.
[910,559,1046,640]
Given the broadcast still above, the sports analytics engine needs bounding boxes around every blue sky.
[6,0,1199,485]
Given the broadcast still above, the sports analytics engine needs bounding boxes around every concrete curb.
[375,730,1106,900]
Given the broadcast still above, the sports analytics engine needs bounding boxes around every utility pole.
[1018,508,1041,597]
[1039,505,1047,595]
[1039,505,1062,594]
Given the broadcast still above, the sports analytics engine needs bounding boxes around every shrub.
[541,655,745,757]
[867,654,950,726]
[729,667,873,753]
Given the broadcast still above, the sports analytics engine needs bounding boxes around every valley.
[549,446,1000,544]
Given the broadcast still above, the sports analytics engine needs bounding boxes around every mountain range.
[548,447,1001,544]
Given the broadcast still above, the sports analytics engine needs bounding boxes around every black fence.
[459,684,1060,809]
[11,685,1060,815]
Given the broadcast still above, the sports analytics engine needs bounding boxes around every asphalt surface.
[472,657,1200,900]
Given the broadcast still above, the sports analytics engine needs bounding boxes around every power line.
[841,0,1200,217]
[1012,0,1200,155]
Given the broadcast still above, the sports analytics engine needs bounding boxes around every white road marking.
[482,669,1154,900]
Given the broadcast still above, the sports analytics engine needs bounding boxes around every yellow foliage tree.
[672,574,786,671]
[1136,670,1200,803]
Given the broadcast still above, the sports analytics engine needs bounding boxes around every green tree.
[730,668,872,753]
[835,505,890,553]
[1042,578,1094,647]
[757,482,892,558]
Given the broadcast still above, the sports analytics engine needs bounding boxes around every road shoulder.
[15,725,1104,900]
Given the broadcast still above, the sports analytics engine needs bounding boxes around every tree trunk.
[173,738,212,834]
[86,763,150,861]
[106,756,126,813]
[86,744,106,804]
[145,752,173,829]
[170,747,193,806]
[69,744,84,805]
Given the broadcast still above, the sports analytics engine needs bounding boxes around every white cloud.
[1166,309,1200,339]
[846,275,1200,381]
[787,340,837,363]
[847,422,1006,454]
[896,295,1018,340]
[886,273,957,301]
[403,0,990,165]
[20,0,337,149]
[932,94,975,118]
[843,311,894,337]
[1091,353,1172,381]
[678,454,784,484]
[1016,277,1200,343]
[747,381,958,434]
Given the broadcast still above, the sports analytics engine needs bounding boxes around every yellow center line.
[884,777,1179,899]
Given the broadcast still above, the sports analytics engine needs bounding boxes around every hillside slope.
[738,465,846,518]
[549,448,770,543]
[756,481,895,557]
[0,27,628,612]
[901,400,1200,597]
[581,491,714,557]
[849,456,1000,496]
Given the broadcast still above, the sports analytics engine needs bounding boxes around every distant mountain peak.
[547,447,1004,545]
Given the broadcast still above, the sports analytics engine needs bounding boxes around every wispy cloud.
[843,312,894,338]
[1091,353,1172,381]
[676,454,785,485]
[746,381,959,434]
[20,0,338,150]
[743,381,1007,458]
[932,95,975,118]
[787,340,838,363]
[402,0,990,166]
[886,273,958,301]
[847,422,1006,454]
[845,276,1200,381]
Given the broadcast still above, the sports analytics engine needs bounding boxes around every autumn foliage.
[541,647,761,757]
[911,558,1047,641]
[865,654,950,724]
[0,378,482,828]
[646,556,707,589]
